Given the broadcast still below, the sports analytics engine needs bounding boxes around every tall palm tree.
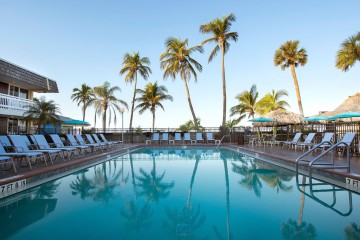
[200,13,238,128]
[135,82,173,130]
[336,32,360,71]
[120,52,152,130]
[257,89,290,115]
[92,81,128,131]
[71,84,95,122]
[160,37,203,129]
[274,40,307,117]
[23,96,61,131]
[230,84,259,124]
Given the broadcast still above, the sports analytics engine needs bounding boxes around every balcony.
[0,93,35,117]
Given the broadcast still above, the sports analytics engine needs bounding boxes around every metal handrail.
[216,135,229,148]
[295,141,333,176]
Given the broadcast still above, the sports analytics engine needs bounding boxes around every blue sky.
[0,1,359,129]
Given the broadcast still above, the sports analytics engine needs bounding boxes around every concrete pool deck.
[1,143,360,198]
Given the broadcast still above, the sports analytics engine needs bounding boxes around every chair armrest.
[15,146,25,153]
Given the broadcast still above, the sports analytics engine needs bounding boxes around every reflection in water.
[281,219,316,240]
[232,154,294,197]
[345,222,360,240]
[163,153,206,239]
[120,200,153,231]
[70,173,95,199]
[136,152,175,203]
[0,181,59,239]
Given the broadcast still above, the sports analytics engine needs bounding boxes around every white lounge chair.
[66,134,98,153]
[183,133,191,144]
[195,132,204,144]
[74,134,103,152]
[313,133,334,151]
[85,134,107,150]
[160,133,169,145]
[8,135,57,165]
[32,135,74,160]
[337,132,356,156]
[295,133,316,151]
[282,133,302,149]
[0,156,16,173]
[92,134,115,149]
[206,133,215,144]
[99,134,122,145]
[50,134,91,156]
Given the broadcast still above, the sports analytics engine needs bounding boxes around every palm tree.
[178,118,204,132]
[160,37,203,129]
[274,40,307,117]
[226,119,238,128]
[135,82,173,130]
[336,32,360,71]
[230,84,259,124]
[23,96,61,132]
[345,222,360,240]
[200,13,238,128]
[120,52,152,131]
[71,84,95,122]
[257,89,290,115]
[92,81,128,131]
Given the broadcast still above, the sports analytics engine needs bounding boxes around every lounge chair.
[151,133,160,144]
[66,134,98,153]
[85,134,107,149]
[160,133,169,145]
[313,133,334,152]
[206,132,215,144]
[282,133,302,149]
[264,135,278,146]
[92,134,115,149]
[32,135,74,159]
[99,134,122,145]
[174,133,182,144]
[183,133,191,144]
[336,132,356,156]
[0,156,16,173]
[75,134,103,152]
[0,139,45,171]
[0,135,13,149]
[50,134,90,156]
[295,133,316,151]
[195,132,204,144]
[8,135,58,165]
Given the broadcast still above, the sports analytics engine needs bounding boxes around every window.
[19,89,28,99]
[9,85,19,97]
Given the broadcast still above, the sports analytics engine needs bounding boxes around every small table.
[169,140,175,145]
[146,140,151,145]
[191,140,197,145]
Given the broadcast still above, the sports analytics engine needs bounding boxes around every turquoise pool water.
[0,148,359,239]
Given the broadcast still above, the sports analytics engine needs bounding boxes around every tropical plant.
[135,82,173,130]
[274,40,307,117]
[23,96,61,131]
[71,84,95,121]
[92,81,128,131]
[257,89,290,115]
[178,119,204,132]
[226,119,238,128]
[230,84,259,124]
[160,37,203,129]
[200,13,238,128]
[336,32,360,71]
[120,52,152,130]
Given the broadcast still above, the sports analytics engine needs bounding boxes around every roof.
[0,58,59,93]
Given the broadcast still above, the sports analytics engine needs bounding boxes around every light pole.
[120,108,125,145]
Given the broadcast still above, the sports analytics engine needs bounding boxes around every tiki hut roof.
[321,93,360,122]
[253,109,302,126]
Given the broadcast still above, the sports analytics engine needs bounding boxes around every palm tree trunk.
[221,44,227,128]
[102,110,106,132]
[186,158,200,208]
[290,64,304,117]
[152,109,155,131]
[129,72,137,130]
[183,79,198,129]
[82,104,86,121]
[223,158,230,240]
[297,176,306,226]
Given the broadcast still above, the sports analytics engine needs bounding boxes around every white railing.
[0,93,35,112]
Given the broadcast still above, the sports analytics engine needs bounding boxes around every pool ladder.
[295,140,351,184]
[216,135,230,148]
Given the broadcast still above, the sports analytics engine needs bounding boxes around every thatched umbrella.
[253,109,302,127]
[321,93,360,122]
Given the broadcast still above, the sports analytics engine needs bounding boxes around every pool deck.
[1,143,360,195]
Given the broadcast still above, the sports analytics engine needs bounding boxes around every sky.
[0,1,359,129]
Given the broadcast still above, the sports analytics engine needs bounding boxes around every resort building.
[0,58,58,133]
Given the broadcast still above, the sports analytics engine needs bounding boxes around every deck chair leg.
[26,156,33,170]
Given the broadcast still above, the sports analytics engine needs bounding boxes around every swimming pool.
[0,147,359,239]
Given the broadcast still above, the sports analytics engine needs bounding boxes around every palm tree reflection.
[345,222,360,240]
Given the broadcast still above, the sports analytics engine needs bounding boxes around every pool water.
[0,148,359,240]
